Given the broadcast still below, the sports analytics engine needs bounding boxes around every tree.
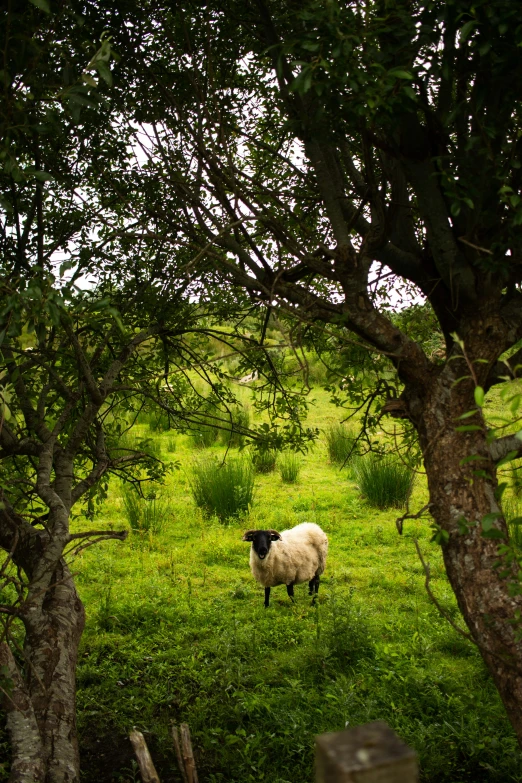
[0,4,313,779]
[105,0,522,742]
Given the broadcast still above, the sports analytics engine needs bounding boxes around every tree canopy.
[2,0,522,778]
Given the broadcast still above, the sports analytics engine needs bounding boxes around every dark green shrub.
[353,453,414,509]
[190,457,255,520]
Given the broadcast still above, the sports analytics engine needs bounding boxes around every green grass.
[121,485,171,535]
[353,453,414,509]
[190,457,255,520]
[55,389,522,783]
[278,452,302,484]
[324,421,357,466]
[251,448,278,474]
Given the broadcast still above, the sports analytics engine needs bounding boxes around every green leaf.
[481,528,505,540]
[460,20,477,41]
[82,74,98,88]
[34,171,54,182]
[457,409,479,420]
[389,69,413,79]
[474,386,484,407]
[95,62,113,87]
[29,0,51,12]
[455,424,483,432]
[482,512,501,531]
[459,454,484,465]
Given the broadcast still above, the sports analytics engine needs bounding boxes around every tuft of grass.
[251,448,278,474]
[278,452,302,484]
[165,435,177,453]
[121,486,171,534]
[190,457,254,520]
[219,405,250,448]
[324,422,357,466]
[353,453,414,509]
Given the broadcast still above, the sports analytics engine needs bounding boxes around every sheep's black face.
[242,529,281,559]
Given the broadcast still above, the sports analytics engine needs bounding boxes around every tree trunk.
[411,352,522,741]
[3,560,85,783]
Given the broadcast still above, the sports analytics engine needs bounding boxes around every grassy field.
[63,388,522,781]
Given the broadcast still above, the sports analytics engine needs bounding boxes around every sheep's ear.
[242,530,257,541]
[268,530,282,541]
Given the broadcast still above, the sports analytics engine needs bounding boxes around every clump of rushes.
[324,422,357,466]
[353,453,414,509]
[278,452,302,484]
[121,486,171,534]
[190,457,255,520]
[251,448,278,474]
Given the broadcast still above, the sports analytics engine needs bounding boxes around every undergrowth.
[47,388,522,783]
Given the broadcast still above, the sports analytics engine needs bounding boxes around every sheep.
[242,522,328,607]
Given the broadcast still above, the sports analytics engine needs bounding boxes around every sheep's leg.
[286,583,295,602]
[310,574,320,604]
[264,587,271,608]
[308,575,320,595]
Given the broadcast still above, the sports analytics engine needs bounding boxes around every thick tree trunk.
[3,561,85,783]
[411,353,522,741]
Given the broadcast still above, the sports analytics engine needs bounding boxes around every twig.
[458,236,493,256]
[413,538,475,644]
[129,729,161,783]
[395,503,432,535]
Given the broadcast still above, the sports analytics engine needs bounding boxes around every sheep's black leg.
[264,587,271,608]
[310,574,320,605]
[286,583,295,602]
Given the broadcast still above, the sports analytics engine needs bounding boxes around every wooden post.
[129,729,161,783]
[315,721,418,783]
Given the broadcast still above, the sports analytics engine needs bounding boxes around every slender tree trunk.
[3,561,85,783]
[412,355,522,741]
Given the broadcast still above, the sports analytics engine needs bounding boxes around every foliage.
[190,458,255,520]
[353,454,414,510]
[278,453,302,484]
[324,422,357,466]
[219,404,251,448]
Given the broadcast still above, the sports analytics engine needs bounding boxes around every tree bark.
[407,338,522,740]
[2,559,85,783]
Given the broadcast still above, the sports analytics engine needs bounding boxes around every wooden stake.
[129,729,161,783]
[180,723,198,783]
[172,725,189,783]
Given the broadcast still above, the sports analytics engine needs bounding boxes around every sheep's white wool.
[249,522,328,588]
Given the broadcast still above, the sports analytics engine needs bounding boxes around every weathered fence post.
[315,721,418,783]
